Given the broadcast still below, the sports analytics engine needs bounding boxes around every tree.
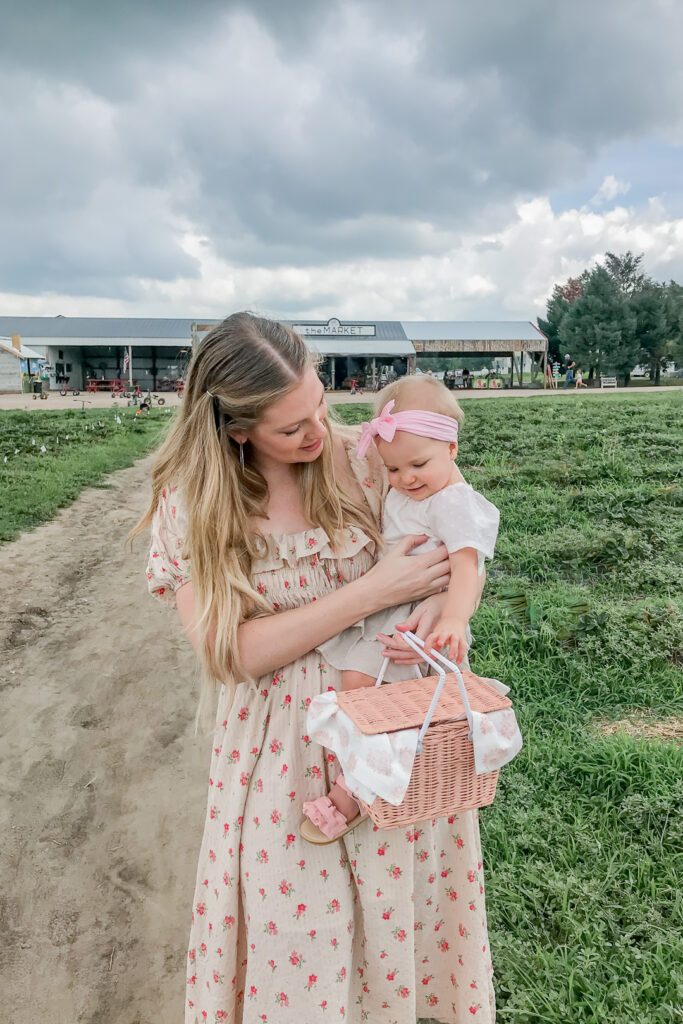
[559,265,638,384]
[631,281,670,384]
[604,251,646,297]
[666,281,683,369]
[538,276,584,364]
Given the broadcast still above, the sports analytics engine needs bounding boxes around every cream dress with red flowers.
[146,435,496,1024]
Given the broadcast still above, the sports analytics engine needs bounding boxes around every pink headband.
[356,400,459,458]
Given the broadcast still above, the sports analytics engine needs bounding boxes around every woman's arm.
[380,558,487,665]
[176,534,451,680]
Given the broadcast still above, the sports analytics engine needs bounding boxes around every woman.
[132,312,496,1023]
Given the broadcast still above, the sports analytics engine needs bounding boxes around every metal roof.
[303,337,415,357]
[402,321,547,342]
[283,320,408,342]
[0,316,199,339]
[280,319,410,357]
[0,316,546,352]
[0,338,45,360]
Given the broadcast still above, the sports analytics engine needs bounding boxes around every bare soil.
[596,715,683,742]
[0,453,211,1023]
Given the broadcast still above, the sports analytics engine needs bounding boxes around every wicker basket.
[336,632,511,829]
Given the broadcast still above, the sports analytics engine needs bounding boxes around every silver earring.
[239,443,245,471]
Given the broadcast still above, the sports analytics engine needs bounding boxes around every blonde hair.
[129,312,380,716]
[374,374,465,428]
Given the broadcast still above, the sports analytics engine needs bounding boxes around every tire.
[60,390,67,397]
[157,397,166,405]
[73,390,80,396]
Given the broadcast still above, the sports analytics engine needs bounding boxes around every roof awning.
[304,338,415,357]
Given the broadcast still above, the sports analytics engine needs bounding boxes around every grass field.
[336,393,683,1024]
[0,407,171,542]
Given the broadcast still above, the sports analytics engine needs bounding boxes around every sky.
[1,0,683,323]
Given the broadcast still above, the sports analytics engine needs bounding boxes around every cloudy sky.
[2,0,683,322]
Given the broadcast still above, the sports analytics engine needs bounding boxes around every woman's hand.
[375,592,448,665]
[363,535,450,611]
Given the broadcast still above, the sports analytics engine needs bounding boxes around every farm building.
[0,316,548,392]
[0,335,47,392]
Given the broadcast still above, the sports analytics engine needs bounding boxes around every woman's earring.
[239,442,245,471]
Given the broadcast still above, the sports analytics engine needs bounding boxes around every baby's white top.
[382,480,500,576]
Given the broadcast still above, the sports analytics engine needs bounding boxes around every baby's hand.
[424,618,469,666]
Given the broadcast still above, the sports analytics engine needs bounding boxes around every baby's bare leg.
[340,669,376,690]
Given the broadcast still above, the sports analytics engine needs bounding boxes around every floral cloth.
[146,435,496,1024]
[306,681,523,807]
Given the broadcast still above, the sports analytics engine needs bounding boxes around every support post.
[509,354,514,388]
[128,345,133,387]
[331,357,336,390]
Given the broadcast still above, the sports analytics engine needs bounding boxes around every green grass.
[0,407,172,542]
[336,393,683,1024]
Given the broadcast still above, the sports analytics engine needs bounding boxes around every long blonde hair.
[129,312,379,713]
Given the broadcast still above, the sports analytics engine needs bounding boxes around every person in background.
[562,354,576,388]
[575,368,587,389]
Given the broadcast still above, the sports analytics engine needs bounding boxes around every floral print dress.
[146,439,496,1024]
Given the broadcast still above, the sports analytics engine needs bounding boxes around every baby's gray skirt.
[317,602,473,681]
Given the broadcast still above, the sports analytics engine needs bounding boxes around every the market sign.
[292,318,376,337]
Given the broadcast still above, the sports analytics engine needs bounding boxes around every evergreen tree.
[666,281,683,369]
[603,251,646,297]
[559,266,638,383]
[537,276,584,364]
[631,281,670,384]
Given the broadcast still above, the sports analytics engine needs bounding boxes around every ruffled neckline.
[250,427,380,570]
[252,525,374,571]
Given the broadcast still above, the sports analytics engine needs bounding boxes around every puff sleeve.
[425,483,500,576]
[145,485,192,606]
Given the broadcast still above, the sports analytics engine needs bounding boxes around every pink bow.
[357,401,398,457]
[356,398,459,459]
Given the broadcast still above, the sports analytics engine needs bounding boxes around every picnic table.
[86,378,136,393]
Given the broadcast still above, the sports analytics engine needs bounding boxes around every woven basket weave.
[336,666,511,829]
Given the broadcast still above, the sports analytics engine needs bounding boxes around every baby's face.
[376,431,457,500]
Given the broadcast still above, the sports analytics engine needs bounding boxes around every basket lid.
[336,671,511,735]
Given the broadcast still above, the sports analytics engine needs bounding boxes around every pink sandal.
[299,774,368,844]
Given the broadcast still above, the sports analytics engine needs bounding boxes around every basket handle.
[374,633,474,753]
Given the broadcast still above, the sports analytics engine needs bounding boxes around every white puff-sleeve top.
[382,480,500,575]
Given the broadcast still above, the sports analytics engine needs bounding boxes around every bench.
[600,376,618,389]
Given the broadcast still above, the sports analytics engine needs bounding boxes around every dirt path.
[0,454,211,1023]
[1,384,681,410]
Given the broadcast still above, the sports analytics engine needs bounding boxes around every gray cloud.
[1,0,683,300]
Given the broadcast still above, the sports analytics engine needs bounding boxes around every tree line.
[538,252,683,385]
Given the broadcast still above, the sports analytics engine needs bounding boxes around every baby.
[300,375,500,843]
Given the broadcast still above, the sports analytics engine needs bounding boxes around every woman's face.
[242,368,328,467]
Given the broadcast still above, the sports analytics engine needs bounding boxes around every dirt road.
[1,384,680,411]
[0,453,210,1022]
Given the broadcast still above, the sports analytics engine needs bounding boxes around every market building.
[0,315,547,392]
